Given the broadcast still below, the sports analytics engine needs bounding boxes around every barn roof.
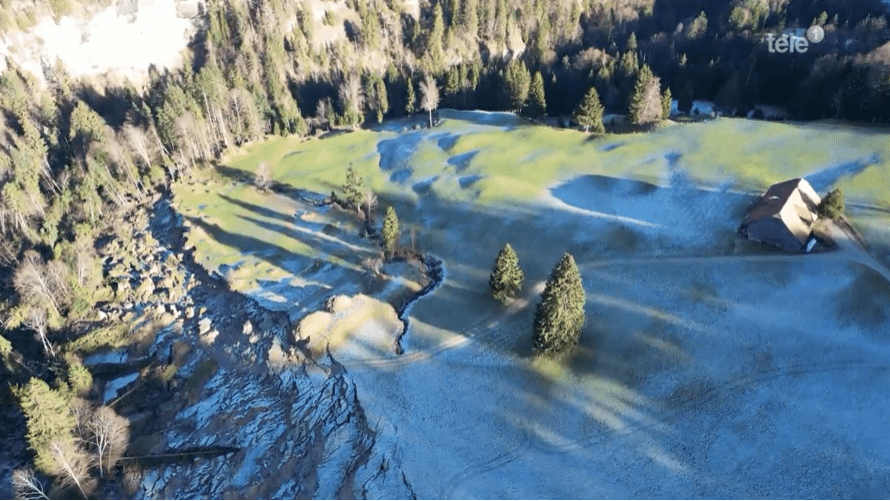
[743,178,822,246]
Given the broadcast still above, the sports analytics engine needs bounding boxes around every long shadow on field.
[183,215,361,286]
[193,172,793,496]
[238,215,378,267]
[805,154,881,192]
[220,194,292,224]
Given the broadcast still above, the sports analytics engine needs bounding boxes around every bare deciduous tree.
[49,440,94,499]
[69,397,93,442]
[337,73,365,127]
[255,161,272,191]
[104,128,145,199]
[24,307,53,357]
[361,189,378,222]
[419,75,439,128]
[123,124,155,173]
[88,406,130,478]
[12,468,49,500]
[14,251,67,317]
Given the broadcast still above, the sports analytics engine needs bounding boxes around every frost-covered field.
[176,112,890,498]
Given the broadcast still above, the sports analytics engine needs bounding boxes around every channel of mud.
[391,254,445,355]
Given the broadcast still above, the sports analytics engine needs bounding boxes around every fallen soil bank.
[130,191,414,499]
[392,254,445,355]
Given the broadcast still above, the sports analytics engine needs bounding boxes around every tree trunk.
[428,109,433,128]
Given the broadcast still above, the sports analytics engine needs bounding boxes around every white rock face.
[0,0,200,87]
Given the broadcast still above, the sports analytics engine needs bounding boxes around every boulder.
[198,317,212,335]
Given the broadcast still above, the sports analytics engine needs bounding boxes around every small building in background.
[738,178,822,252]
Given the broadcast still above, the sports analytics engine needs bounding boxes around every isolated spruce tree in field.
[817,188,845,219]
[343,165,364,211]
[382,206,399,257]
[533,253,586,356]
[528,71,547,118]
[489,243,524,304]
[661,87,672,120]
[574,87,605,134]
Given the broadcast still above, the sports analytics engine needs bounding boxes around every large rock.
[198,317,212,335]
[242,320,253,336]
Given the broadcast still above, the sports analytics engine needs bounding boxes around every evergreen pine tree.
[817,189,845,219]
[445,66,461,107]
[382,206,399,257]
[458,0,478,38]
[661,87,672,120]
[626,32,638,52]
[528,71,547,118]
[628,64,661,124]
[427,3,446,73]
[574,86,605,133]
[15,378,77,473]
[504,59,531,112]
[533,253,586,356]
[405,76,417,115]
[343,165,364,210]
[489,243,524,303]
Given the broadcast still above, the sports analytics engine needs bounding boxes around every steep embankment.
[43,193,418,499]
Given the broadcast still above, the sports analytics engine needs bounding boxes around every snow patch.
[83,349,128,365]
[103,372,138,404]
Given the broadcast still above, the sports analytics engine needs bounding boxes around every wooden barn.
[738,178,822,252]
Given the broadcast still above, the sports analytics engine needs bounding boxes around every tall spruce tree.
[405,76,417,115]
[382,206,399,257]
[817,189,845,219]
[445,66,461,107]
[15,378,77,474]
[343,165,364,210]
[528,71,547,118]
[533,253,586,356]
[661,87,672,120]
[574,86,605,133]
[628,64,661,124]
[504,58,531,112]
[489,243,524,303]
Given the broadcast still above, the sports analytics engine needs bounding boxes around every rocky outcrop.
[123,193,413,499]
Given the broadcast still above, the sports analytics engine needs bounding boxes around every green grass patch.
[66,322,130,354]
[180,113,890,301]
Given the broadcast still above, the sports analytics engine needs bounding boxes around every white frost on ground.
[0,0,197,87]
[668,99,719,117]
[690,100,717,116]
[748,104,791,120]
[176,111,890,498]
[102,372,138,403]
[83,349,128,365]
